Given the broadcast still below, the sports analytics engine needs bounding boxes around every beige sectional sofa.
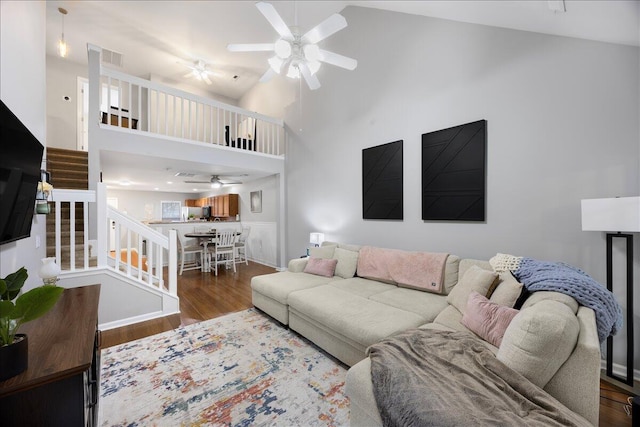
[250,242,601,426]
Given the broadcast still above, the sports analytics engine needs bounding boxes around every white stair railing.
[50,184,177,297]
[89,45,285,157]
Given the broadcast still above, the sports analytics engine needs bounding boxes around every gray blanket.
[369,329,591,427]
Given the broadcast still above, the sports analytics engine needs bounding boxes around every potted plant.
[0,267,64,381]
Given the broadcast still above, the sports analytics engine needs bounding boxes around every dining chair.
[234,226,250,265]
[176,231,203,275]
[210,229,236,276]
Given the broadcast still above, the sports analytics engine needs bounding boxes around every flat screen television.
[0,99,44,245]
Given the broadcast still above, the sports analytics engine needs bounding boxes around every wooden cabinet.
[185,199,197,207]
[187,194,238,218]
[0,285,101,427]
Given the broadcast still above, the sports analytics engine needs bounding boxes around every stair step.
[46,147,88,160]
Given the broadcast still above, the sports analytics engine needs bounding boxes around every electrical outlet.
[35,235,41,248]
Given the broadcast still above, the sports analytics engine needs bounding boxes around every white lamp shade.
[581,197,640,232]
[309,232,325,245]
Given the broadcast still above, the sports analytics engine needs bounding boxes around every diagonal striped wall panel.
[362,140,403,220]
[422,120,486,221]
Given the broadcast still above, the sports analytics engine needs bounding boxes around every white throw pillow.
[447,265,498,314]
[489,271,524,308]
[332,247,359,279]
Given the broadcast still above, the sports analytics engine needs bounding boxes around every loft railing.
[92,47,285,157]
[51,184,177,296]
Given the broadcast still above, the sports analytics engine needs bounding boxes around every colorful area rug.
[99,309,350,426]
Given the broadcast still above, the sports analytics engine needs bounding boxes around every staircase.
[46,148,94,269]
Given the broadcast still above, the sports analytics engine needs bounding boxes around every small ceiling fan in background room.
[180,60,216,85]
[184,174,247,189]
[227,1,357,90]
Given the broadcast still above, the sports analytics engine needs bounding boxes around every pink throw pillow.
[461,291,519,347]
[303,257,338,277]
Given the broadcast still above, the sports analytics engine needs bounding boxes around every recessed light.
[119,180,131,186]
[167,181,173,184]
[154,187,159,191]
[193,188,198,191]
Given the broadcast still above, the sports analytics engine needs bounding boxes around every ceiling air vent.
[174,172,197,177]
[102,48,123,68]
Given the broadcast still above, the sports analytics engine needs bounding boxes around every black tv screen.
[0,99,44,245]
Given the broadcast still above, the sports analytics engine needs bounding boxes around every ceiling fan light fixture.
[274,39,292,59]
[268,56,284,73]
[308,61,321,75]
[211,180,222,189]
[303,44,320,62]
[287,64,300,79]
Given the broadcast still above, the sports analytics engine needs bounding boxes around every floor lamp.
[581,196,640,387]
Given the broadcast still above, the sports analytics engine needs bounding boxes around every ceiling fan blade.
[298,62,321,90]
[317,49,358,70]
[183,72,194,78]
[259,67,278,83]
[256,2,293,40]
[184,180,210,184]
[302,14,347,45]
[227,43,275,52]
[203,74,212,85]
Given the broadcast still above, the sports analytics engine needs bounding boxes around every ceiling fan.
[227,1,357,90]
[184,174,246,189]
[180,60,215,85]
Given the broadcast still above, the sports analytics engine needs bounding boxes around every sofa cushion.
[288,286,425,348]
[489,271,524,308]
[333,247,359,279]
[329,277,396,298]
[310,245,337,259]
[357,246,449,293]
[497,300,579,388]
[250,271,339,305]
[369,288,449,322]
[462,291,519,347]
[447,265,498,314]
[432,305,473,333]
[303,257,338,277]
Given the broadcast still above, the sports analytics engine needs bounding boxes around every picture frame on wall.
[250,190,262,213]
[362,140,403,220]
[421,119,487,221]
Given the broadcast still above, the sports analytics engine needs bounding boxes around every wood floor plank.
[98,261,634,426]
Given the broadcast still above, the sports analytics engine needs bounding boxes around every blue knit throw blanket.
[514,258,623,343]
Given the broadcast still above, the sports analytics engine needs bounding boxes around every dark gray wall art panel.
[422,120,486,221]
[362,140,403,220]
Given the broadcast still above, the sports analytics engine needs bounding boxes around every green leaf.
[3,267,27,300]
[0,279,7,299]
[0,300,15,318]
[14,286,64,323]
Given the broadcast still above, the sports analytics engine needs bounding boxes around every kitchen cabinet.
[0,285,101,427]
[185,199,197,207]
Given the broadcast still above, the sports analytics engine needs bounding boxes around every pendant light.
[58,7,68,58]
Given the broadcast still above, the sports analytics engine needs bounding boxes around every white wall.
[245,7,640,368]
[46,55,87,150]
[0,1,47,291]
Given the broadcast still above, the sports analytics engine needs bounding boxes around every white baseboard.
[600,359,640,383]
[99,309,180,331]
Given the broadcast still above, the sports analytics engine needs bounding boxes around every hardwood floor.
[99,262,634,426]
[99,261,275,348]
